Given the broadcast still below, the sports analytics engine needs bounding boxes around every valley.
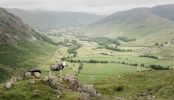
[0,3,174,100]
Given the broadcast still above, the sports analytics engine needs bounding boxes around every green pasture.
[78,63,147,83]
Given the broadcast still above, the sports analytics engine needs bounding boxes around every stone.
[80,84,97,96]
[4,81,13,89]
[55,89,62,95]
[10,76,17,83]
[63,74,80,91]
[24,72,32,79]
[32,89,40,97]
[97,93,101,96]
[41,76,49,84]
[79,92,90,100]
[16,76,23,81]
[34,72,41,78]
[115,97,126,100]
[29,80,36,85]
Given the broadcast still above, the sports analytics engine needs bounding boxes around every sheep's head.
[62,61,66,66]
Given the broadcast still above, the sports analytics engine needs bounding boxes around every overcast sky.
[0,0,174,15]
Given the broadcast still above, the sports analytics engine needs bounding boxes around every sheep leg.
[49,70,52,77]
[60,70,63,77]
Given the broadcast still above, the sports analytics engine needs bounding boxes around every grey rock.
[34,72,41,78]
[4,81,13,89]
[24,72,32,79]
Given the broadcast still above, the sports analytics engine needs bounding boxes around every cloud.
[0,0,174,14]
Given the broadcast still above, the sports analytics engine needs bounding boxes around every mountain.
[0,8,57,82]
[83,4,174,45]
[150,4,174,22]
[6,9,104,32]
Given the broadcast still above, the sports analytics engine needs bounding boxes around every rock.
[10,76,17,83]
[50,77,64,90]
[24,72,32,79]
[41,76,50,84]
[80,84,97,96]
[63,74,79,91]
[16,76,23,81]
[55,89,62,95]
[77,87,82,92]
[56,95,61,99]
[4,81,13,89]
[32,89,40,97]
[29,80,36,85]
[80,92,90,100]
[146,95,155,100]
[97,93,101,96]
[42,76,64,94]
[63,74,98,97]
[115,97,126,100]
[42,75,99,99]
[34,72,41,78]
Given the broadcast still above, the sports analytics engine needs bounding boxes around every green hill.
[0,8,57,82]
[6,8,104,32]
[83,4,174,45]
[0,70,173,100]
[151,4,174,22]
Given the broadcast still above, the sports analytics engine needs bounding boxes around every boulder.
[55,89,62,95]
[24,72,32,79]
[63,74,79,91]
[79,92,90,100]
[32,89,40,97]
[49,77,64,90]
[115,97,126,100]
[41,76,50,85]
[63,74,98,97]
[79,84,97,97]
[42,76,64,95]
[10,76,17,83]
[33,72,41,78]
[16,76,23,81]
[146,95,155,100]
[4,81,13,89]
[29,80,36,85]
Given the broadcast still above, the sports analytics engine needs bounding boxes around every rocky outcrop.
[4,76,20,89]
[42,74,100,99]
[4,74,99,100]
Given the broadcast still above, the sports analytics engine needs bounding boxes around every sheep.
[50,61,67,77]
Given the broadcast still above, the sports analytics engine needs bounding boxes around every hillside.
[0,8,57,82]
[151,4,174,22]
[83,4,174,45]
[0,70,174,100]
[6,8,104,32]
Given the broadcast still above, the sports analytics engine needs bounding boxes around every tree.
[79,62,83,70]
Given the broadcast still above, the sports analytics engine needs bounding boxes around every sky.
[0,0,174,15]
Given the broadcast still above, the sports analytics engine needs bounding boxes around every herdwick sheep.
[50,61,67,77]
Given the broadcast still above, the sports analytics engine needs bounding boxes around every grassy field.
[92,70,174,100]
[78,63,147,83]
[38,35,174,84]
